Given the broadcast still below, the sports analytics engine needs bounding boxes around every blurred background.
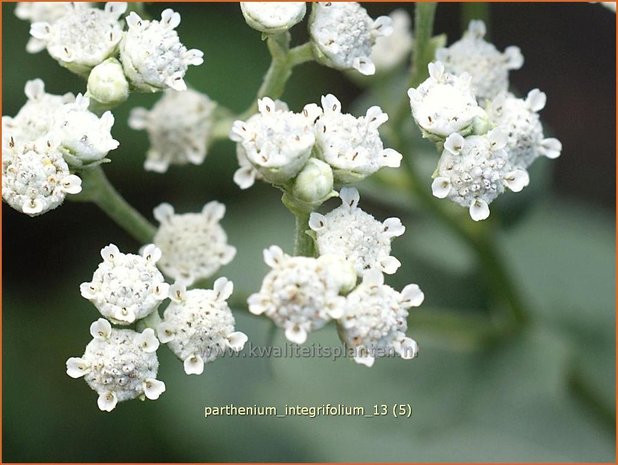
[3,2,615,462]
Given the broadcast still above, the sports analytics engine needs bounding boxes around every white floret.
[129,89,216,172]
[408,61,485,139]
[152,202,236,285]
[309,187,404,276]
[436,20,523,102]
[340,270,423,367]
[248,246,355,344]
[370,9,413,73]
[309,2,392,75]
[158,279,247,375]
[431,130,530,221]
[66,320,165,412]
[80,244,170,324]
[119,9,204,92]
[314,94,401,184]
[30,2,127,75]
[240,2,306,33]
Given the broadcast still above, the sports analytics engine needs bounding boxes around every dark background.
[3,3,616,462]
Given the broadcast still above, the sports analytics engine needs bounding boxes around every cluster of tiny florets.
[309,2,393,76]
[152,202,236,285]
[240,2,306,34]
[158,279,248,375]
[408,20,562,220]
[129,89,217,172]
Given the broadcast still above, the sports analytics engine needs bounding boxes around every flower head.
[53,94,119,166]
[314,94,401,184]
[152,202,236,285]
[30,2,127,75]
[408,62,485,139]
[436,20,523,102]
[240,2,306,34]
[309,187,404,276]
[340,270,423,367]
[248,246,355,344]
[129,89,216,172]
[80,244,169,324]
[2,134,82,216]
[487,90,562,169]
[370,9,413,73]
[158,279,247,375]
[120,9,204,92]
[66,320,165,412]
[432,130,530,221]
[309,2,392,75]
[230,97,321,185]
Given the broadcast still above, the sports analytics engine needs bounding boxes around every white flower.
[314,94,401,184]
[2,79,74,148]
[119,9,204,92]
[432,130,530,221]
[370,9,413,73]
[408,61,486,139]
[158,279,247,375]
[16,2,93,53]
[53,95,119,166]
[66,320,165,412]
[30,2,127,75]
[309,187,404,276]
[340,270,423,367]
[240,2,306,34]
[80,244,170,325]
[248,246,355,344]
[129,89,216,172]
[152,202,236,286]
[486,90,562,169]
[87,58,130,107]
[2,134,82,216]
[230,97,322,185]
[436,20,523,103]
[309,2,392,75]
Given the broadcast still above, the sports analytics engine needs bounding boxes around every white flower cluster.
[152,202,236,285]
[309,187,405,276]
[436,20,523,103]
[26,3,202,94]
[309,2,393,75]
[240,2,306,34]
[408,21,562,221]
[158,279,247,375]
[370,9,413,74]
[67,319,165,412]
[2,80,119,216]
[69,242,246,410]
[231,94,401,207]
[129,89,217,172]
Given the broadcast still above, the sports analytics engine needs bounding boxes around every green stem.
[73,166,156,244]
[293,210,314,257]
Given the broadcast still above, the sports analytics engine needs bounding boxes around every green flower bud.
[87,58,129,107]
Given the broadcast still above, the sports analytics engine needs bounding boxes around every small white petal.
[321,94,341,114]
[29,22,51,40]
[504,46,524,70]
[400,284,425,307]
[353,56,375,75]
[469,199,490,221]
[169,282,187,303]
[339,187,360,209]
[137,328,160,353]
[379,256,401,275]
[247,294,266,315]
[257,97,276,115]
[365,106,388,129]
[141,244,162,263]
[380,148,402,168]
[105,2,128,18]
[225,331,248,352]
[444,133,465,155]
[90,318,112,340]
[143,378,166,400]
[263,245,284,268]
[213,277,234,301]
[153,203,175,223]
[160,8,181,29]
[113,306,136,324]
[373,15,393,37]
[100,244,120,262]
[503,170,530,192]
[97,392,118,412]
[24,79,45,100]
[80,282,97,300]
[362,269,384,287]
[539,138,562,159]
[353,351,375,367]
[233,166,257,189]
[156,322,176,343]
[308,212,327,232]
[431,177,452,199]
[382,217,405,238]
[202,201,226,222]
[397,337,419,359]
[526,89,547,112]
[428,61,445,80]
[66,357,90,378]
[488,128,507,151]
[184,354,205,375]
[61,175,82,194]
[285,324,307,345]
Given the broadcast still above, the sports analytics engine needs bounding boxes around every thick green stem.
[74,166,156,244]
[293,210,314,257]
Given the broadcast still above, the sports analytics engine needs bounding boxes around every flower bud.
[240,2,306,34]
[87,58,129,107]
[291,158,336,210]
